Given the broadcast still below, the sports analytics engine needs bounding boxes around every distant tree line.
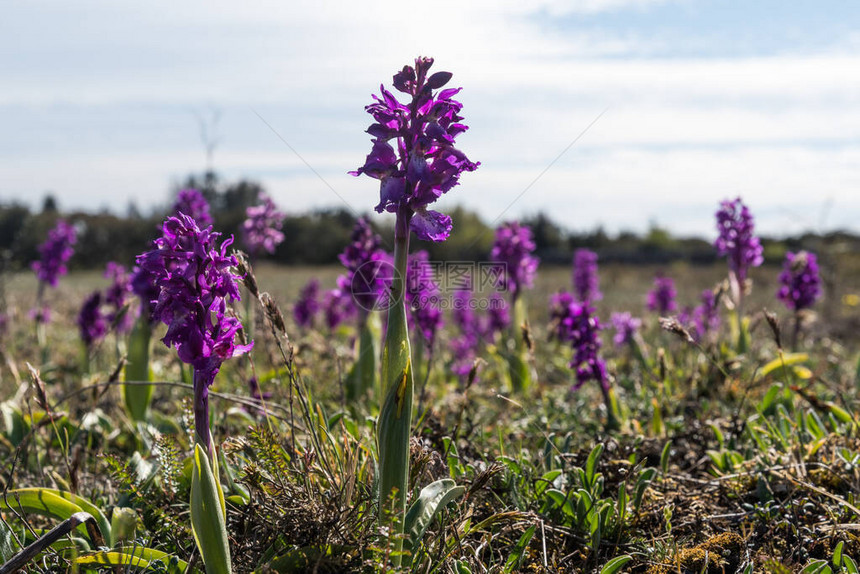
[1,171,857,272]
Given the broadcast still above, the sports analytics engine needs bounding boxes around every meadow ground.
[1,258,860,572]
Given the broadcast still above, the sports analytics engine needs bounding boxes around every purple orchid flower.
[32,219,77,289]
[647,275,678,315]
[173,188,213,227]
[491,222,539,300]
[406,251,444,348]
[242,192,285,256]
[293,279,321,328]
[610,312,642,348]
[777,251,821,311]
[715,197,763,285]
[136,213,252,451]
[104,262,134,334]
[573,249,601,304]
[77,291,107,348]
[351,57,478,242]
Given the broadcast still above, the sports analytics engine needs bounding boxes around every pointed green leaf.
[600,555,632,574]
[0,488,105,543]
[191,444,232,574]
[760,352,809,378]
[76,547,189,572]
[503,524,535,573]
[404,478,464,560]
[123,315,154,422]
[586,443,604,487]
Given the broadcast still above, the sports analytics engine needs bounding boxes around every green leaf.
[0,518,17,563]
[759,384,783,414]
[855,354,860,390]
[503,525,535,573]
[843,555,859,574]
[123,315,154,422]
[536,470,562,496]
[834,541,844,567]
[454,559,473,574]
[828,403,855,425]
[1,401,29,446]
[660,441,672,476]
[760,352,809,379]
[634,468,656,511]
[404,479,464,562]
[586,443,604,487]
[0,488,105,544]
[507,297,532,393]
[616,482,628,524]
[600,554,632,574]
[191,444,232,574]
[800,560,831,574]
[76,547,189,573]
[377,354,414,548]
[41,488,111,547]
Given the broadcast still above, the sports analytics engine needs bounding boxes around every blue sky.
[2,0,859,237]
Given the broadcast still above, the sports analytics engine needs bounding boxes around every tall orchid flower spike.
[714,197,763,351]
[137,213,251,574]
[339,217,389,400]
[777,250,822,349]
[490,221,539,392]
[352,56,477,566]
[31,219,77,361]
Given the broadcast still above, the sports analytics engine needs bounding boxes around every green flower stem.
[508,295,532,392]
[377,212,414,565]
[190,370,231,573]
[347,313,377,402]
[123,314,153,422]
[630,333,651,370]
[35,282,48,365]
[601,385,621,432]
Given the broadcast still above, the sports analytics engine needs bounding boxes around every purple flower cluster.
[323,284,356,330]
[130,263,160,322]
[339,218,391,313]
[351,57,479,242]
[293,279,321,328]
[491,222,539,298]
[484,293,510,337]
[550,292,607,391]
[777,251,822,311]
[549,292,577,341]
[573,249,601,304]
[692,289,721,339]
[32,219,77,288]
[450,289,481,378]
[406,251,444,347]
[136,214,252,377]
[29,306,51,324]
[452,288,478,335]
[242,192,285,256]
[77,291,107,348]
[715,197,763,283]
[610,312,642,347]
[173,188,213,227]
[647,275,677,315]
[104,262,134,333]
